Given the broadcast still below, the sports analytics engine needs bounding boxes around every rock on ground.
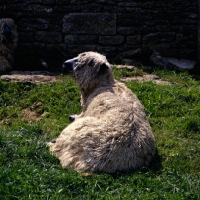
[121,74,171,85]
[0,71,56,84]
[165,58,196,70]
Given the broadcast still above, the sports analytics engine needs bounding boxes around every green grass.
[0,69,200,199]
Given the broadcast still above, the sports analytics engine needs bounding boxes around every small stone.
[114,65,135,70]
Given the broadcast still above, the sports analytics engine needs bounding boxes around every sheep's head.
[62,52,114,91]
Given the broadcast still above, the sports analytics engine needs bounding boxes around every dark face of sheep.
[62,52,114,92]
[62,56,78,73]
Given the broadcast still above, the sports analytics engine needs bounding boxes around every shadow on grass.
[110,149,162,178]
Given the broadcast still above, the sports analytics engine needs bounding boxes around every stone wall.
[0,0,198,69]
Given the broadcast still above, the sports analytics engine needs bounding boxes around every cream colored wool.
[49,52,155,173]
[0,18,18,71]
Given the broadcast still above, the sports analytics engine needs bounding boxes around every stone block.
[75,35,98,44]
[81,4,103,12]
[70,0,92,3]
[96,46,116,52]
[63,13,116,35]
[35,31,62,43]
[116,48,141,61]
[99,35,124,45]
[127,35,141,44]
[42,0,55,4]
[117,27,137,35]
[33,43,45,50]
[64,35,74,44]
[143,33,161,44]
[118,2,139,6]
[46,44,66,51]
[161,32,175,42]
[118,45,140,52]
[68,45,96,54]
[19,32,34,43]
[95,0,115,4]
[54,5,80,12]
[55,0,70,5]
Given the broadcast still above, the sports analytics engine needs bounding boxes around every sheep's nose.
[62,61,73,73]
[62,57,78,74]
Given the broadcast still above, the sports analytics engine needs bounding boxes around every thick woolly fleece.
[49,52,155,173]
[0,18,18,71]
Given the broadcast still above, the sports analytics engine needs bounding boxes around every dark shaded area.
[0,0,197,71]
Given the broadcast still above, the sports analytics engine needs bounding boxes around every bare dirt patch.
[1,71,57,84]
[20,102,49,122]
[21,108,41,121]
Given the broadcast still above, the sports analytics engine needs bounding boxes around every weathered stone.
[118,18,141,27]
[176,33,185,41]
[118,2,139,6]
[64,35,74,44]
[121,59,141,67]
[118,45,140,52]
[141,2,155,8]
[160,32,176,42]
[143,33,162,44]
[117,27,137,35]
[150,51,171,69]
[35,31,62,43]
[54,5,80,12]
[48,23,61,31]
[151,44,170,56]
[42,0,55,4]
[32,5,53,13]
[63,13,116,35]
[137,26,155,34]
[19,32,34,43]
[17,43,33,51]
[55,0,70,4]
[18,18,61,31]
[156,25,171,32]
[81,4,103,12]
[116,48,141,61]
[46,44,66,51]
[96,46,116,52]
[104,6,117,12]
[33,43,45,50]
[18,18,44,31]
[99,35,124,45]
[165,58,196,70]
[70,0,92,3]
[75,35,98,44]
[68,45,96,54]
[95,0,115,4]
[127,35,141,44]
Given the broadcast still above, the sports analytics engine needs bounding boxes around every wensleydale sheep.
[49,52,155,173]
[0,18,18,71]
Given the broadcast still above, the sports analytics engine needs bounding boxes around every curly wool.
[0,18,18,71]
[50,52,155,173]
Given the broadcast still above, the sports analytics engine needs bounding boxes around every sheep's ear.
[98,63,109,74]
